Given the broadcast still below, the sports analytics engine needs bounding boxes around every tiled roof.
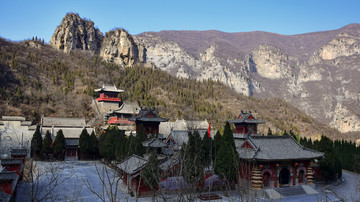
[159,119,209,135]
[20,121,32,126]
[236,135,324,161]
[129,108,168,123]
[41,127,94,139]
[142,138,167,148]
[10,149,28,156]
[94,84,124,93]
[1,116,25,121]
[42,117,87,127]
[228,111,265,124]
[112,102,140,115]
[0,159,22,166]
[0,169,18,181]
[159,158,179,172]
[65,138,79,147]
[117,154,148,175]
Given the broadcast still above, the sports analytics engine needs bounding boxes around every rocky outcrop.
[50,13,103,53]
[50,13,145,66]
[134,24,360,133]
[100,29,145,66]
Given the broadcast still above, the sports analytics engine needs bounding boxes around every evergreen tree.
[141,151,160,196]
[267,128,273,136]
[53,129,65,160]
[133,124,147,156]
[115,130,126,161]
[202,131,213,166]
[41,130,53,156]
[31,125,42,158]
[79,128,90,159]
[213,130,222,160]
[214,122,238,182]
[89,131,98,159]
[182,131,204,186]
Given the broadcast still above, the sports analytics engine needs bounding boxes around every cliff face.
[134,24,360,133]
[50,13,145,66]
[100,29,145,66]
[49,13,103,54]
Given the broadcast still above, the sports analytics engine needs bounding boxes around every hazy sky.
[1,0,359,42]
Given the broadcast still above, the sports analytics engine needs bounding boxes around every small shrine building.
[129,108,168,136]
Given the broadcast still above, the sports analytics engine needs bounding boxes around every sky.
[1,0,359,43]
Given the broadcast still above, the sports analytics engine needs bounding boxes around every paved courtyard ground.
[14,161,359,201]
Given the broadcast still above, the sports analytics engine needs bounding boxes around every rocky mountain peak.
[50,13,103,53]
[50,13,146,66]
[100,29,146,66]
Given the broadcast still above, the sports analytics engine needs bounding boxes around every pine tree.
[141,151,160,196]
[31,125,42,158]
[213,130,222,161]
[182,131,204,186]
[267,128,273,136]
[133,124,147,156]
[79,128,90,159]
[41,130,53,156]
[89,131,98,159]
[214,122,238,182]
[202,131,213,166]
[53,129,65,160]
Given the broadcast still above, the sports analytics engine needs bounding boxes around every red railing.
[107,117,134,125]
[97,93,122,102]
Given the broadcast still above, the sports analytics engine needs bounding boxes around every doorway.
[279,168,290,185]
[298,170,305,184]
[263,172,270,188]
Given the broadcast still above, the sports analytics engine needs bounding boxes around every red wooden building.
[94,84,124,114]
[229,111,324,190]
[129,108,168,136]
[0,149,27,201]
[117,154,181,197]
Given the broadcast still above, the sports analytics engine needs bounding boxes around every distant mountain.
[1,36,353,143]
[134,24,360,133]
[47,13,360,134]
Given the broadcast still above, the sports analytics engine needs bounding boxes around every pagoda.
[129,108,168,136]
[228,111,265,139]
[94,84,124,114]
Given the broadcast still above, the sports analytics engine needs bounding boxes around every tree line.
[300,136,360,181]
[30,125,98,160]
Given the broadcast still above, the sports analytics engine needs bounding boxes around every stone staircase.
[277,186,306,197]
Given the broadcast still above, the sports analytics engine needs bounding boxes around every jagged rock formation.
[50,13,145,66]
[100,29,145,66]
[50,13,103,53]
[134,24,360,133]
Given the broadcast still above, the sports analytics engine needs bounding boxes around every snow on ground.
[14,161,358,202]
[16,161,134,202]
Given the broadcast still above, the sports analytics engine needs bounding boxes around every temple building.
[94,84,124,114]
[0,116,36,158]
[129,108,168,136]
[40,117,95,160]
[104,102,140,135]
[230,111,324,189]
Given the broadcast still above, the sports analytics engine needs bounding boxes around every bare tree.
[82,162,126,202]
[20,159,75,201]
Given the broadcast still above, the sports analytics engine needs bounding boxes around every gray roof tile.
[117,154,148,175]
[236,135,324,161]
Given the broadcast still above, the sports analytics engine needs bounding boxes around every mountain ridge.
[47,13,360,134]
